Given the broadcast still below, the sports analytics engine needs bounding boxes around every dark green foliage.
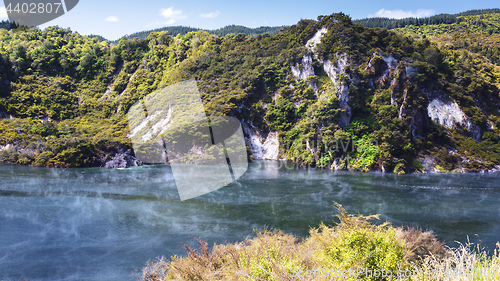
[87,34,107,42]
[265,96,297,131]
[355,8,500,29]
[0,11,498,172]
[0,20,19,31]
[115,25,286,43]
[5,75,78,120]
[396,13,500,39]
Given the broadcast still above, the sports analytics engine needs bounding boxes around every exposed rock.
[306,27,327,55]
[405,65,418,82]
[105,150,143,168]
[380,53,398,69]
[390,78,399,106]
[291,55,315,80]
[379,53,398,86]
[488,165,500,173]
[337,83,351,128]
[487,120,495,130]
[420,155,439,173]
[0,111,13,119]
[242,122,265,159]
[331,157,347,170]
[322,54,351,128]
[322,54,349,83]
[304,28,353,128]
[127,108,173,143]
[305,139,316,155]
[365,52,398,85]
[242,121,280,160]
[100,85,114,101]
[262,131,280,160]
[427,98,469,129]
[472,126,482,142]
[426,91,481,141]
[0,144,15,151]
[402,107,426,141]
[399,88,428,140]
[38,116,51,123]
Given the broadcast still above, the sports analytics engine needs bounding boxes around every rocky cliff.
[0,12,499,172]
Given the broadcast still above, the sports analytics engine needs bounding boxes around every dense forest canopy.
[0,20,285,43]
[112,25,286,43]
[0,20,18,31]
[354,8,500,29]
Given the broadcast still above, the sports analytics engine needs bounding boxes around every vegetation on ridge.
[0,12,498,172]
[355,8,500,30]
[118,25,286,43]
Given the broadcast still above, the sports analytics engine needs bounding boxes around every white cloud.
[0,7,8,19]
[200,10,220,19]
[369,9,436,19]
[106,16,119,22]
[160,7,187,24]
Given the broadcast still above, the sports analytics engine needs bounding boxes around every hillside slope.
[0,13,499,173]
[355,8,500,30]
[118,25,285,42]
[396,13,500,38]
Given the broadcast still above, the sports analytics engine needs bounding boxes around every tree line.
[112,25,286,43]
[355,8,500,29]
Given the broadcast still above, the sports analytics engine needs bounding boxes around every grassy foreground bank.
[141,204,500,280]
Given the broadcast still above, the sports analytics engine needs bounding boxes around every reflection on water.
[1,161,500,280]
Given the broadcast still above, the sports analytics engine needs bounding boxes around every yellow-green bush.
[141,203,448,281]
[305,203,409,280]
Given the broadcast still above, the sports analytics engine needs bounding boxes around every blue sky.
[0,0,498,40]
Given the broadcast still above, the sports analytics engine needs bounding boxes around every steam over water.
[1,161,500,280]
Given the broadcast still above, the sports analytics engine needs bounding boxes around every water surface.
[1,161,500,280]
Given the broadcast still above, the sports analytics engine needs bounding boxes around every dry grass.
[395,226,447,264]
[140,204,498,281]
[409,241,500,281]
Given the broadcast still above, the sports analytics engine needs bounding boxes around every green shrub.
[307,203,409,280]
[412,159,426,172]
[141,203,447,281]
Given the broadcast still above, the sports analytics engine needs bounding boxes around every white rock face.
[379,53,398,82]
[306,27,327,54]
[427,98,473,130]
[262,131,280,160]
[243,123,264,159]
[322,54,351,128]
[405,65,418,81]
[427,92,482,141]
[292,28,354,130]
[337,83,351,128]
[380,53,398,69]
[488,165,500,173]
[291,55,315,80]
[0,111,13,119]
[487,120,495,130]
[242,122,280,160]
[0,144,14,151]
[322,55,348,84]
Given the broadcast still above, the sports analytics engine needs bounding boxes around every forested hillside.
[0,20,18,31]
[395,13,500,38]
[0,12,499,173]
[355,8,500,30]
[112,25,285,43]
